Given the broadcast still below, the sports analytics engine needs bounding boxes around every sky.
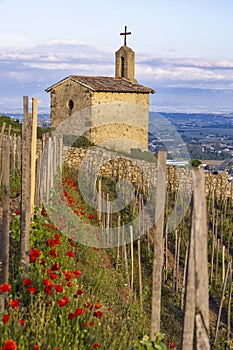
[0,0,233,113]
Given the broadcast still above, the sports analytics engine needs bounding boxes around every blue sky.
[0,0,233,113]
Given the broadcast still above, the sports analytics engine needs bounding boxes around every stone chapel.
[45,27,155,149]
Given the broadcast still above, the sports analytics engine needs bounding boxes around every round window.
[67,99,74,110]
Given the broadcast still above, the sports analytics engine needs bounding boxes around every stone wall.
[64,146,157,186]
[91,92,149,149]
[49,80,92,132]
[64,147,233,199]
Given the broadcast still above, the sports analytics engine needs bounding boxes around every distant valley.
[1,111,233,163]
[149,112,233,163]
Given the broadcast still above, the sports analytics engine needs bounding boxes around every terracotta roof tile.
[46,75,155,94]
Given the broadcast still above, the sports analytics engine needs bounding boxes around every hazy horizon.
[1,1,233,114]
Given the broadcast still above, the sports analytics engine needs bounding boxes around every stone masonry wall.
[64,147,233,199]
[50,81,92,132]
[90,92,149,149]
[49,80,150,151]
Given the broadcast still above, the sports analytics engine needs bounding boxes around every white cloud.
[1,41,233,112]
[0,34,32,48]
[136,57,233,89]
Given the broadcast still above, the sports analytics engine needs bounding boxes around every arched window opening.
[67,99,74,110]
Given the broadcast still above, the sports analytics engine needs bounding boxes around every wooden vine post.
[138,237,143,313]
[97,179,102,221]
[214,261,231,344]
[151,151,167,339]
[116,214,121,270]
[210,191,215,285]
[193,169,210,350]
[227,261,232,343]
[0,136,11,287]
[20,96,32,272]
[30,97,38,218]
[0,122,6,184]
[130,226,134,290]
[181,217,195,349]
[181,168,210,350]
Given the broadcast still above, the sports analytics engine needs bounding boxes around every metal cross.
[120,26,131,46]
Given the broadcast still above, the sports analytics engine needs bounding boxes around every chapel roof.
[45,75,155,94]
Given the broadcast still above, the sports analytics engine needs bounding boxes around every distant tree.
[191,159,202,168]
[37,126,50,139]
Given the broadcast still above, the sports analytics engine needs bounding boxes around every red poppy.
[69,240,75,248]
[89,321,94,326]
[41,207,47,217]
[19,319,25,326]
[55,285,63,293]
[9,300,19,308]
[66,250,75,257]
[29,249,41,262]
[29,255,37,262]
[51,263,60,271]
[47,239,55,247]
[95,303,101,309]
[75,308,83,316]
[64,270,72,281]
[168,340,177,349]
[58,296,68,307]
[68,312,75,320]
[43,279,53,288]
[23,279,33,286]
[67,281,72,287]
[30,249,40,257]
[2,314,10,324]
[50,272,57,280]
[93,311,103,319]
[44,287,53,295]
[76,289,84,295]
[2,339,17,350]
[49,249,57,258]
[88,213,95,220]
[92,343,101,348]
[27,287,36,293]
[0,283,11,292]
[73,269,81,276]
[34,345,40,350]
[84,301,92,309]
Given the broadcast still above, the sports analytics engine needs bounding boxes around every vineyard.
[0,97,232,350]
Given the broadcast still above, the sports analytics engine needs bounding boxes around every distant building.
[166,159,189,167]
[45,27,154,150]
